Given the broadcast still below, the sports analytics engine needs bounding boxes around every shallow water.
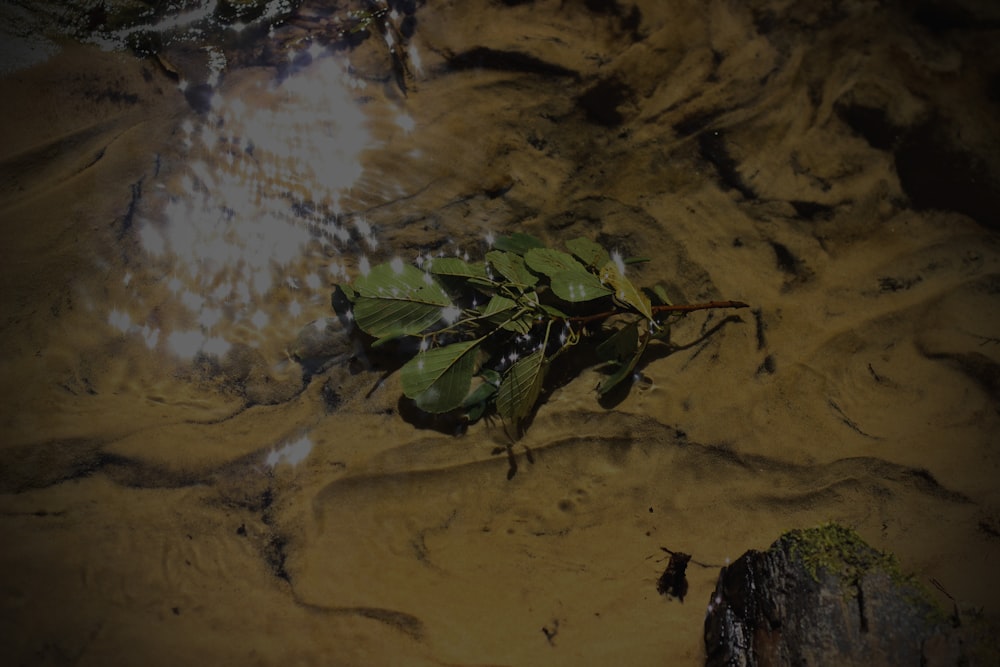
[3,1,1000,665]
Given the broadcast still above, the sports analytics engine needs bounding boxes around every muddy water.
[2,1,1000,665]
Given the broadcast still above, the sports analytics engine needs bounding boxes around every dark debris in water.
[443,47,579,79]
[789,199,836,221]
[878,275,923,293]
[656,548,691,601]
[698,129,757,201]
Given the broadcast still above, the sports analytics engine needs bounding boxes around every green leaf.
[480,368,502,385]
[496,350,547,434]
[465,399,490,423]
[462,380,497,408]
[599,260,653,320]
[337,283,356,300]
[401,339,482,413]
[480,294,532,333]
[352,297,447,341]
[350,262,454,339]
[486,250,538,287]
[598,335,648,395]
[647,284,671,306]
[467,277,498,289]
[496,313,534,334]
[426,257,489,280]
[354,262,449,302]
[461,369,502,421]
[550,270,614,303]
[492,232,545,255]
[502,319,534,334]
[596,321,639,363]
[523,246,613,302]
[333,232,748,437]
[565,237,610,269]
[524,248,586,278]
[598,358,637,395]
[540,304,569,318]
[482,294,517,317]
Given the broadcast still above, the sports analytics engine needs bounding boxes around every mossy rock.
[704,523,977,667]
[779,523,942,616]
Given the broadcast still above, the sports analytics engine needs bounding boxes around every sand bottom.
[2,1,1000,664]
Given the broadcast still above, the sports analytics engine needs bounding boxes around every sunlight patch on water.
[114,43,391,365]
[266,434,313,467]
[85,7,498,378]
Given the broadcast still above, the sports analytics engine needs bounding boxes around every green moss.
[778,523,950,625]
[780,523,903,585]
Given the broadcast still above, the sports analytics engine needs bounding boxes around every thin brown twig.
[561,300,750,325]
[653,300,750,314]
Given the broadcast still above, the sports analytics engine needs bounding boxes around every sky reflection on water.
[112,39,407,362]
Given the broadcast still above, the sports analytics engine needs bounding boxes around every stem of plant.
[561,299,749,326]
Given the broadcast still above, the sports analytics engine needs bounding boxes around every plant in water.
[333,233,748,437]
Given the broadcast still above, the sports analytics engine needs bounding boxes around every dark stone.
[910,1,999,33]
[836,103,903,151]
[704,524,968,667]
[288,317,356,377]
[988,70,1000,104]
[894,120,1000,231]
[577,77,632,127]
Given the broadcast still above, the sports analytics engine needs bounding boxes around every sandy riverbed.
[2,1,1000,665]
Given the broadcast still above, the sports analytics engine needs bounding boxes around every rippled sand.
[2,1,999,665]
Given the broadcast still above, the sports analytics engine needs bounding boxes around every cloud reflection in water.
[120,46,390,363]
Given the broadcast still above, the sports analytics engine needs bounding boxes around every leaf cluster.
[333,233,742,437]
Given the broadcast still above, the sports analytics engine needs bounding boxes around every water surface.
[2,1,1000,664]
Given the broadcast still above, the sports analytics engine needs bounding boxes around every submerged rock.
[704,524,970,667]
[288,317,358,377]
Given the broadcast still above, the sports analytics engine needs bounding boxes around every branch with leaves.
[333,233,748,436]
